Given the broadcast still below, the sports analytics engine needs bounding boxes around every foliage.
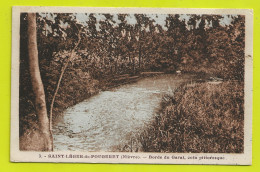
[19,12,245,142]
[140,81,244,153]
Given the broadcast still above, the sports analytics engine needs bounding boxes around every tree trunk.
[27,13,53,151]
[132,56,135,74]
[139,44,142,70]
[49,29,82,133]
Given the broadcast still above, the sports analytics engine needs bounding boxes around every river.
[52,74,194,152]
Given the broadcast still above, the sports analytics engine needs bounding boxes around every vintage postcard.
[11,6,253,165]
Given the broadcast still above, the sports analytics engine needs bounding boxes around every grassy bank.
[139,81,244,153]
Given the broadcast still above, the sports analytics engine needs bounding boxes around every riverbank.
[20,71,243,152]
[138,80,244,153]
[19,71,171,151]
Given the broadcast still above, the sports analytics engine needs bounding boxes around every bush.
[140,81,244,153]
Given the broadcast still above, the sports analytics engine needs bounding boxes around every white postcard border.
[11,6,253,165]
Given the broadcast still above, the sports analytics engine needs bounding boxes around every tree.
[134,14,154,72]
[27,13,53,151]
[49,24,83,132]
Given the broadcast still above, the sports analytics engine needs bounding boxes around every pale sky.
[75,13,236,30]
[40,13,237,31]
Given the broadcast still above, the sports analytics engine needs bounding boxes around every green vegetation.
[139,81,244,153]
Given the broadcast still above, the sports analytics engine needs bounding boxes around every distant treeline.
[19,13,245,136]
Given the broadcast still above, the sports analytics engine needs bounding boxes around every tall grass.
[140,81,244,153]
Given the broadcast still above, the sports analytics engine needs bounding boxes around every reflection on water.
[53,74,193,151]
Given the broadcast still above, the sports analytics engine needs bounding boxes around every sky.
[40,13,237,31]
[74,13,236,30]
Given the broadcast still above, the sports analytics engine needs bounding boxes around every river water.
[53,74,194,152]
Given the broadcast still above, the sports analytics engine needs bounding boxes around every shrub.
[140,81,244,153]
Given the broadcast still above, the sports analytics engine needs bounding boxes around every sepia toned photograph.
[11,7,253,164]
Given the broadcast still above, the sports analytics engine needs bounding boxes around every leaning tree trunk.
[138,44,142,70]
[49,28,82,133]
[27,13,53,151]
